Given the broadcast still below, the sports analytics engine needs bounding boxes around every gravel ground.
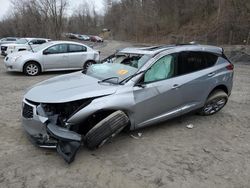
[0,41,250,188]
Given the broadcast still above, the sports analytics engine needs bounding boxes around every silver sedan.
[4,41,100,76]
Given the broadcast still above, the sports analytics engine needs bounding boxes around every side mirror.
[43,50,49,55]
[135,83,146,88]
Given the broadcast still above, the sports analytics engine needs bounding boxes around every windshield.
[32,42,53,52]
[16,38,28,44]
[86,53,151,84]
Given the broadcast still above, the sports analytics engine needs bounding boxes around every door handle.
[208,72,215,77]
[172,84,180,89]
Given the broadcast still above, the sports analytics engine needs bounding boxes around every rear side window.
[7,38,16,41]
[177,51,218,75]
[45,44,68,54]
[37,40,46,44]
[68,44,87,53]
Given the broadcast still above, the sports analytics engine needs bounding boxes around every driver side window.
[45,44,68,54]
[144,54,176,83]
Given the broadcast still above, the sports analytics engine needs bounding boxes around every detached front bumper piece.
[22,100,82,163]
[47,123,82,163]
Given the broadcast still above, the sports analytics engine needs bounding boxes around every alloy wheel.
[26,64,39,76]
[203,98,227,115]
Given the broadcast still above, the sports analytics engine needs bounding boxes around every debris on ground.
[186,124,194,129]
[130,132,143,139]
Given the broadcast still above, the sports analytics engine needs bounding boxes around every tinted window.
[7,38,16,41]
[178,51,218,75]
[37,40,46,44]
[144,54,176,83]
[68,44,86,52]
[45,44,68,54]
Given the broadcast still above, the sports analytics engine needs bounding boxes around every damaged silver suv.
[22,44,234,163]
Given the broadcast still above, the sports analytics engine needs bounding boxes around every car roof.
[46,41,88,45]
[51,40,86,46]
[119,44,223,56]
[21,38,50,41]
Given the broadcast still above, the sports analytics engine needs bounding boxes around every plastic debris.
[186,124,194,129]
[130,132,143,139]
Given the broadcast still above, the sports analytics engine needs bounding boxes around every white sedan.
[4,41,100,76]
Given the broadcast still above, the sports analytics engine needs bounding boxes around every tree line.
[0,0,249,45]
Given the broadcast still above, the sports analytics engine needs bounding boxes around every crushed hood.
[24,71,118,103]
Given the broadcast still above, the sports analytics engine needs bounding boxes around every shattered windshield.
[86,53,151,84]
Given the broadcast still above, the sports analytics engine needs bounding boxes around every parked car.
[0,37,19,54]
[4,41,99,76]
[90,35,103,42]
[68,33,78,39]
[1,38,50,56]
[76,35,90,41]
[21,44,233,163]
[0,37,18,46]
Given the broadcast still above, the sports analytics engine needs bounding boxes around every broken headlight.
[41,99,92,123]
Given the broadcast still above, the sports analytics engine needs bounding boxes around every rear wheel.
[23,62,41,76]
[83,61,95,70]
[85,110,129,150]
[199,90,228,116]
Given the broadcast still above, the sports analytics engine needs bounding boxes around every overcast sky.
[0,0,104,20]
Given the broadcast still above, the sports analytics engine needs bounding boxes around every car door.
[175,51,219,114]
[42,44,69,70]
[67,44,88,69]
[133,53,183,128]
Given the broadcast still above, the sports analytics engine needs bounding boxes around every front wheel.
[23,62,41,76]
[199,90,228,116]
[85,110,129,150]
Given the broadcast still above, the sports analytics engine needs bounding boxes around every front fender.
[67,91,135,129]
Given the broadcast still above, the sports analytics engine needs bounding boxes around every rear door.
[42,44,69,70]
[175,51,219,114]
[67,44,88,69]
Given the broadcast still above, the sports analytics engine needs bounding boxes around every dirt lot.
[0,41,250,188]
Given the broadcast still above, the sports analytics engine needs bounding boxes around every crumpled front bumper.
[22,118,58,148]
[22,99,82,163]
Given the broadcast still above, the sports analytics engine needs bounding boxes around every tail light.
[226,64,234,70]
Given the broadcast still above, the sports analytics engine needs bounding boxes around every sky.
[0,0,105,20]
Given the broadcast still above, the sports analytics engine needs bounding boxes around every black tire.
[83,61,95,70]
[199,90,228,116]
[85,110,129,150]
[23,62,41,76]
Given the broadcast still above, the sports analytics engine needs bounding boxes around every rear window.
[68,44,87,52]
[178,51,218,75]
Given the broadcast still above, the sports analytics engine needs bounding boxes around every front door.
[42,44,69,70]
[133,53,183,128]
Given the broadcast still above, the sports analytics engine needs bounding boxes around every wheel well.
[23,61,42,72]
[18,49,26,51]
[210,85,228,95]
[72,110,131,135]
[85,60,96,64]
